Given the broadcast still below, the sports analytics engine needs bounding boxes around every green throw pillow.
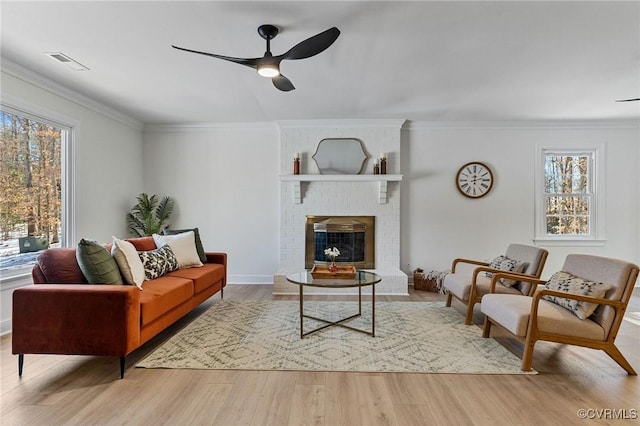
[163,227,207,263]
[76,239,123,284]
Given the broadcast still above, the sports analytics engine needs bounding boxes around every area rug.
[137,300,536,374]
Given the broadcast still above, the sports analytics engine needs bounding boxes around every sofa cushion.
[484,255,527,287]
[138,276,194,326]
[167,263,225,294]
[164,227,207,264]
[153,231,202,269]
[541,271,612,320]
[76,239,123,285]
[36,248,88,284]
[125,236,156,251]
[111,236,145,289]
[138,245,179,280]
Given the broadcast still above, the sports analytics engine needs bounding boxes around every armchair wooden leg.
[521,336,536,371]
[603,345,637,375]
[464,302,474,325]
[18,354,24,377]
[482,317,492,338]
[445,292,452,307]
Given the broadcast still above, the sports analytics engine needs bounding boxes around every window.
[0,106,74,280]
[535,144,605,245]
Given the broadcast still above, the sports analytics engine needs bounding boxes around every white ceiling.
[1,1,639,125]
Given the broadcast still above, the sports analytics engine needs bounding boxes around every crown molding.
[277,119,407,129]
[1,57,143,131]
[144,121,278,133]
[405,119,640,130]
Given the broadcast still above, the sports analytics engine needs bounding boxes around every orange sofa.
[12,236,226,378]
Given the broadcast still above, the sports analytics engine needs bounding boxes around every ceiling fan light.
[257,63,280,78]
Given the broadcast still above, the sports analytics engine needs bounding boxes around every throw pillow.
[111,236,145,289]
[153,231,203,269]
[138,245,179,280]
[542,271,612,320]
[484,255,527,287]
[164,227,207,264]
[76,239,123,285]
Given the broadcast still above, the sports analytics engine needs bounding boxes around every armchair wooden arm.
[488,272,545,296]
[451,258,489,273]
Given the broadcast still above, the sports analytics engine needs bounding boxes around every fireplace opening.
[305,216,375,269]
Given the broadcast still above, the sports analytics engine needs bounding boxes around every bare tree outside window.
[0,110,63,273]
[544,154,591,236]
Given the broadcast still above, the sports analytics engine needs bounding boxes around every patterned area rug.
[137,300,536,374]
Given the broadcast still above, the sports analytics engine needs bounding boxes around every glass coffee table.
[286,270,381,338]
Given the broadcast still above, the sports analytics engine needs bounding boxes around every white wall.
[143,120,640,287]
[0,68,145,334]
[143,124,280,283]
[401,122,640,279]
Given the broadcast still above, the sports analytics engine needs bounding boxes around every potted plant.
[126,193,174,237]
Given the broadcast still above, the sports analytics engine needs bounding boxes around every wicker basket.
[413,268,440,292]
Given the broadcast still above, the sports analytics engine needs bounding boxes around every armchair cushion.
[485,255,527,287]
[481,294,606,340]
[542,271,612,320]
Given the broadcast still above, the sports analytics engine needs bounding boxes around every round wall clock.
[456,162,494,198]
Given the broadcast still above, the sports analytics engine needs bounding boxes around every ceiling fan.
[172,25,340,92]
[615,98,640,102]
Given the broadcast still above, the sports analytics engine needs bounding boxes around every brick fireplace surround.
[273,120,408,295]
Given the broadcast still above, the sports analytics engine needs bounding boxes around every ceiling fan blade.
[615,98,640,102]
[272,74,295,92]
[172,45,260,69]
[279,27,340,61]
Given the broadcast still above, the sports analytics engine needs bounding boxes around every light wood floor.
[2,285,639,426]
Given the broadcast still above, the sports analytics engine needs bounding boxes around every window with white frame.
[0,105,75,280]
[535,144,605,245]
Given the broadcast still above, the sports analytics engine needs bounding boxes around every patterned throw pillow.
[484,255,527,287]
[138,245,179,280]
[542,271,612,320]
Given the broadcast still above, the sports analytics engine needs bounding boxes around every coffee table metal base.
[299,285,375,338]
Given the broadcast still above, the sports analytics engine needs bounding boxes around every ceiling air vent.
[45,52,90,71]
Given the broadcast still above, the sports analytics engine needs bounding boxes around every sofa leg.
[221,287,224,299]
[120,357,125,379]
[18,354,24,377]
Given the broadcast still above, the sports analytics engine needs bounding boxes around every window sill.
[532,238,606,247]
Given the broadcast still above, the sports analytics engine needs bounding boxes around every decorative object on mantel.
[456,161,494,199]
[380,153,387,174]
[373,160,380,175]
[293,152,300,175]
[312,138,367,175]
[310,264,357,279]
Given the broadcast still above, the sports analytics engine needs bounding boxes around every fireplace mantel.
[280,174,402,204]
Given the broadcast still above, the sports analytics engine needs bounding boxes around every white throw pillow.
[484,255,527,287]
[153,231,203,269]
[111,236,145,289]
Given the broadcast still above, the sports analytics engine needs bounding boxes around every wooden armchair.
[481,254,639,374]
[443,244,548,325]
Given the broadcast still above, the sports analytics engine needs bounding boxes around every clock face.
[456,162,494,198]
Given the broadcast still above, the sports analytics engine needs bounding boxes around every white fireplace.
[273,119,408,295]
